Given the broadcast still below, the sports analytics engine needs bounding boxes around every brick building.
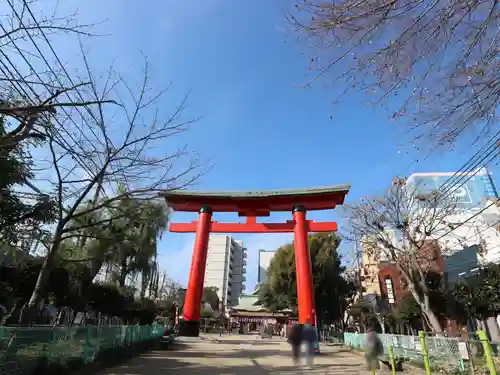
[362,239,445,307]
[361,239,463,334]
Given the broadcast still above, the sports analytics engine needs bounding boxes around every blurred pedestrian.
[302,319,316,367]
[364,328,384,374]
[288,323,303,366]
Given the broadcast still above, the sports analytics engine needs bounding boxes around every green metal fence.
[344,331,499,375]
[0,325,163,375]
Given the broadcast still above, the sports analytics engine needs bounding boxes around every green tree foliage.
[0,193,168,324]
[395,292,421,325]
[0,116,56,246]
[346,301,371,324]
[259,232,352,324]
[57,194,168,292]
[0,262,158,325]
[200,307,214,319]
[452,263,500,319]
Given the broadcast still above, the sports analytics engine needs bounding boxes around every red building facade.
[370,241,461,335]
[377,240,445,306]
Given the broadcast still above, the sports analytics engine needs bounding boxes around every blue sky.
[20,0,499,290]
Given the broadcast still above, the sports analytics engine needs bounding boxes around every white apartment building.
[204,235,247,308]
[405,169,499,281]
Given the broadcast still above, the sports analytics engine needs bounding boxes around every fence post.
[419,331,432,375]
[477,329,497,375]
[389,344,397,375]
[82,326,92,364]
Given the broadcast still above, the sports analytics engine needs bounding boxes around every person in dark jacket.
[288,323,303,366]
[302,319,316,366]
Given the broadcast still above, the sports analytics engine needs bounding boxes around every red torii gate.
[162,185,350,337]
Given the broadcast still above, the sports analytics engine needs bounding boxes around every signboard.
[234,317,277,323]
[385,278,395,304]
[406,171,496,212]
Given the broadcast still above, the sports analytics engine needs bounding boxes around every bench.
[160,334,175,348]
[380,355,405,371]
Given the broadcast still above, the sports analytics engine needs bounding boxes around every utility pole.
[354,231,363,303]
[355,233,366,332]
[350,223,365,332]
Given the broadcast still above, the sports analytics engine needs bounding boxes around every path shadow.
[150,348,283,359]
[206,339,286,346]
[107,355,365,375]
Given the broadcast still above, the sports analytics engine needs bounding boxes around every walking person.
[287,323,303,366]
[364,328,384,374]
[301,319,316,367]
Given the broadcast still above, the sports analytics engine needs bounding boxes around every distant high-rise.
[204,235,247,307]
[258,250,276,285]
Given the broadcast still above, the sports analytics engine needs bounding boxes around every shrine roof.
[161,184,351,213]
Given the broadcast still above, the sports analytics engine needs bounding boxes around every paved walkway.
[99,334,394,375]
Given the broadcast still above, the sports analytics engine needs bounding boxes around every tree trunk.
[1,300,20,325]
[421,304,443,333]
[118,260,128,287]
[27,236,60,309]
[399,268,443,333]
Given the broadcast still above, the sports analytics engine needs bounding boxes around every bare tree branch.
[290,0,499,148]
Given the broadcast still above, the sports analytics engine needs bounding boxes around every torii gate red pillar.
[293,205,316,325]
[180,205,212,337]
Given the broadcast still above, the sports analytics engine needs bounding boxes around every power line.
[14,0,122,195]
[433,131,499,195]
[18,0,133,195]
[437,137,499,201]
[435,200,498,241]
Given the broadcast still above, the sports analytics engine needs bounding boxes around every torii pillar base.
[179,321,200,337]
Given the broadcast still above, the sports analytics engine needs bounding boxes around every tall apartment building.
[204,235,247,308]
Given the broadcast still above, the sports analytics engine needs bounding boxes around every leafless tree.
[344,179,460,333]
[0,1,204,315]
[25,54,203,310]
[289,0,499,147]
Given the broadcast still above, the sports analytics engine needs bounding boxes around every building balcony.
[242,251,247,259]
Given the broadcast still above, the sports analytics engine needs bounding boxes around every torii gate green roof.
[161,184,351,213]
[163,185,350,199]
